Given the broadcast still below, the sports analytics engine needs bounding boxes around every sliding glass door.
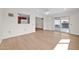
[61,19,69,33]
[54,16,70,33]
[54,19,61,32]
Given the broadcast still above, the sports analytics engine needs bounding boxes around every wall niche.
[18,13,30,24]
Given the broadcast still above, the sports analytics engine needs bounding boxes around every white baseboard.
[70,32,79,36]
[1,31,35,41]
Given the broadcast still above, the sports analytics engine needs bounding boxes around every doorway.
[54,16,70,33]
[35,17,44,31]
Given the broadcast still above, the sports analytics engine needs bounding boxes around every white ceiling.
[32,8,79,15]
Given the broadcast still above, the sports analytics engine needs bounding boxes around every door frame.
[35,17,44,30]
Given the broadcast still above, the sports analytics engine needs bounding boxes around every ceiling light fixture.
[45,11,50,15]
[64,8,66,11]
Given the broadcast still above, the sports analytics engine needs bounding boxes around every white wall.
[0,9,4,40]
[69,12,79,35]
[1,8,38,40]
[44,16,54,30]
[0,9,2,40]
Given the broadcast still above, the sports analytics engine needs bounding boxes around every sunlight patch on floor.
[54,39,70,50]
[59,39,70,44]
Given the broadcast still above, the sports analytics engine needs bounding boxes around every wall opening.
[35,17,44,31]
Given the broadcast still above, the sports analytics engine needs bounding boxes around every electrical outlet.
[24,29,26,31]
[8,30,11,33]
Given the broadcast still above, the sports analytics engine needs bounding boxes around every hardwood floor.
[0,30,79,50]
